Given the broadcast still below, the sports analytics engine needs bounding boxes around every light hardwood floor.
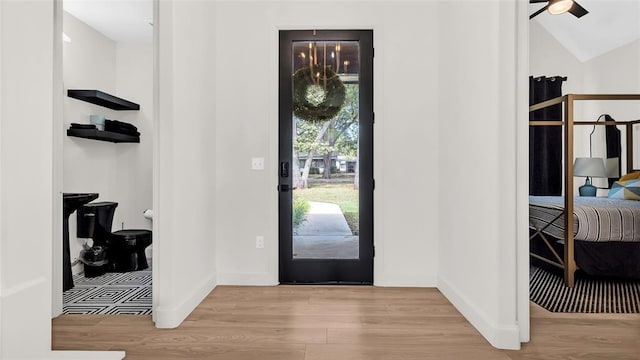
[52,286,640,360]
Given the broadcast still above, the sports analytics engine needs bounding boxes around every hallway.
[52,286,640,359]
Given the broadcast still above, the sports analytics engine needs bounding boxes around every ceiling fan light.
[548,0,574,15]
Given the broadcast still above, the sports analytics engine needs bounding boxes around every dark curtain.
[605,114,622,187]
[529,76,566,195]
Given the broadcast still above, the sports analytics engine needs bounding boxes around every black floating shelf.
[67,89,140,110]
[67,128,140,143]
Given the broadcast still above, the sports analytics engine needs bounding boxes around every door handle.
[278,184,290,192]
[280,161,289,178]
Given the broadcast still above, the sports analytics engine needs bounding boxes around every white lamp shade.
[573,157,607,177]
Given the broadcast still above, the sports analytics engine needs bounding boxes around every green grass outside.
[293,182,359,234]
[307,173,355,179]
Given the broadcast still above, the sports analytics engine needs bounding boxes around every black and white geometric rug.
[63,270,152,315]
[530,267,640,313]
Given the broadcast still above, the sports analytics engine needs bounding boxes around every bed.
[529,196,640,279]
[529,94,640,287]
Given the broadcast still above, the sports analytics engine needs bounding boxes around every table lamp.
[573,157,607,196]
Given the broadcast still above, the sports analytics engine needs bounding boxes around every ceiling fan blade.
[568,1,589,18]
[530,5,548,19]
[529,0,548,3]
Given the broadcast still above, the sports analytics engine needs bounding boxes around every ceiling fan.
[530,0,589,20]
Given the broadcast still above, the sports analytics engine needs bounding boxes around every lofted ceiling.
[63,0,152,44]
[531,0,640,62]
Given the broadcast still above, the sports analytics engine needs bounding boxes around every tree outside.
[292,83,360,234]
[293,84,359,188]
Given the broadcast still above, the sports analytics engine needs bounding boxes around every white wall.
[530,20,584,94]
[115,43,154,232]
[583,40,640,172]
[63,12,152,276]
[0,1,123,359]
[0,0,54,357]
[154,0,218,328]
[437,0,521,350]
[584,40,640,96]
[372,2,440,286]
[214,1,440,287]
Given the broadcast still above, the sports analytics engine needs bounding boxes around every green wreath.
[293,64,346,122]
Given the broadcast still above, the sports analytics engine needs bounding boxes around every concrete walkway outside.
[293,201,358,259]
[294,202,351,236]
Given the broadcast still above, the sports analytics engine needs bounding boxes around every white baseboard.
[47,350,126,360]
[154,272,217,328]
[3,351,125,360]
[438,275,521,350]
[217,272,277,286]
[374,272,437,287]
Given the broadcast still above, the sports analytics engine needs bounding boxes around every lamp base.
[579,178,597,197]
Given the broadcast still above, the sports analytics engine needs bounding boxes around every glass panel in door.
[291,41,360,260]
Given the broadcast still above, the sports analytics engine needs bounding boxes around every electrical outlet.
[256,235,264,249]
[251,157,264,170]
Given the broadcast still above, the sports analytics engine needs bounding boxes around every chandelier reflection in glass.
[292,41,350,123]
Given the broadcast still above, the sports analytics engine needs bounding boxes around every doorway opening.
[55,0,154,317]
[278,30,374,284]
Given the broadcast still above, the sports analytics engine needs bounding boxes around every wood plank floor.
[52,286,640,360]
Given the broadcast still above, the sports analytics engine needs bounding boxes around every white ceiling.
[64,0,153,44]
[65,0,639,58]
[532,0,640,62]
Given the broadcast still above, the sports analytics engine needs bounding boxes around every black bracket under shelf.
[67,128,140,143]
[67,89,140,111]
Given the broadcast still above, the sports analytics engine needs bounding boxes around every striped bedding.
[529,196,640,242]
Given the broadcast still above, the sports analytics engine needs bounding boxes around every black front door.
[278,30,374,284]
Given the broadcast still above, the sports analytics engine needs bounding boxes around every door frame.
[516,0,530,343]
[51,0,159,319]
[278,30,374,284]
[52,0,64,317]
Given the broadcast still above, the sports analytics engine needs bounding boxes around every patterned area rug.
[63,269,152,315]
[530,267,640,313]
